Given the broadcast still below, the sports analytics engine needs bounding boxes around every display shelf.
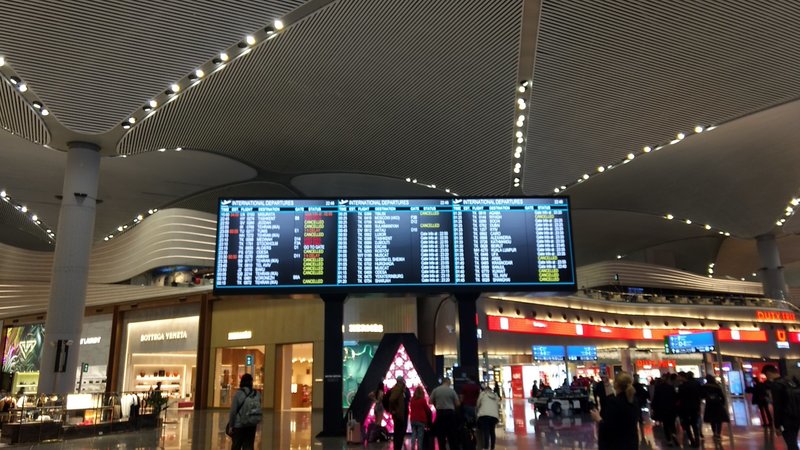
[135,376,180,381]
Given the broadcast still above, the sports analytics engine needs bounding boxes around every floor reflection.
[7,398,796,449]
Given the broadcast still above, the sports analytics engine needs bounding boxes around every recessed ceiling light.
[412,179,417,183]
[685,219,692,224]
[245,35,256,46]
[405,178,411,182]
[777,221,784,226]
[665,214,674,220]
[9,77,19,85]
[31,215,37,221]
[17,83,27,92]
[0,191,5,198]
[430,184,436,188]
[694,126,704,133]
[128,117,136,124]
[627,153,635,160]
[149,100,158,109]
[220,52,229,62]
[597,166,605,173]
[137,215,143,221]
[517,86,525,93]
[158,148,166,152]
[104,237,109,241]
[517,137,523,143]
[274,19,285,30]
[20,206,27,213]
[170,84,180,93]
[616,255,622,259]
[752,272,757,277]
[195,69,204,78]
[175,147,182,151]
[740,277,745,281]
[518,100,526,110]
[514,167,520,173]
[724,232,730,236]
[582,174,589,180]
[704,224,711,230]
[122,122,131,129]
[46,229,51,233]
[515,131,523,138]
[518,115,525,122]
[676,132,685,140]
[0,56,4,66]
[643,146,652,153]
[514,178,520,183]
[553,188,559,193]
[32,102,42,109]
[120,154,127,158]
[117,226,123,231]
[40,109,49,116]
[560,185,566,190]
[148,209,154,214]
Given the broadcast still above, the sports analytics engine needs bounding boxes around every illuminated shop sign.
[486,315,767,343]
[80,337,101,345]
[348,324,384,333]
[755,311,797,322]
[635,359,676,369]
[140,331,188,342]
[227,330,253,341]
[776,329,790,349]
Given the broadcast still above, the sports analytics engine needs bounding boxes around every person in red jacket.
[409,386,430,450]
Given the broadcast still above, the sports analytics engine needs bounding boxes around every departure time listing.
[215,198,574,290]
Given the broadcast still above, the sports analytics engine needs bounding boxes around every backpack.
[237,389,263,427]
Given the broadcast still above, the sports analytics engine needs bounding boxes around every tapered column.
[318,294,346,437]
[756,234,789,301]
[38,142,101,395]
[455,293,480,384]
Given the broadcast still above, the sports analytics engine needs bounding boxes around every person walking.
[228,373,261,450]
[677,372,702,447]
[409,386,429,450]
[752,378,774,429]
[388,376,411,450]
[429,377,460,450]
[476,383,500,450]
[591,372,640,450]
[701,375,729,442]
[653,373,679,446]
[764,364,800,450]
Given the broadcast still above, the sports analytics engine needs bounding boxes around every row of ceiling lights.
[0,58,51,128]
[512,81,530,189]
[553,125,716,195]
[708,263,759,282]
[116,147,183,158]
[775,197,800,227]
[103,208,159,241]
[120,19,285,133]
[662,212,731,237]
[0,189,54,242]
[403,178,458,196]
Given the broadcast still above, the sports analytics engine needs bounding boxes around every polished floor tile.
[2,399,796,449]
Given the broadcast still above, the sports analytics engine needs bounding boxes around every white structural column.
[756,233,789,301]
[38,142,101,395]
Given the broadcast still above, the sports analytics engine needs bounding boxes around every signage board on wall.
[2,324,45,373]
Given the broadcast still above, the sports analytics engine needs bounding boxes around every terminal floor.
[2,399,795,449]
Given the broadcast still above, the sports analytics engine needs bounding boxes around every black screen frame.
[212,196,577,295]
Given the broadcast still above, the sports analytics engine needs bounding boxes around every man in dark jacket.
[388,376,410,450]
[677,372,702,447]
[752,379,774,429]
[764,365,800,450]
[652,374,678,446]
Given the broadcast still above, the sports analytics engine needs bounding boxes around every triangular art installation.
[346,333,438,429]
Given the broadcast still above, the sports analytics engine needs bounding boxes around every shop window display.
[213,346,265,408]
[2,325,44,394]
[342,342,378,408]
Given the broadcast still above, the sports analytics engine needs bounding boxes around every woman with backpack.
[702,375,729,442]
[228,373,262,450]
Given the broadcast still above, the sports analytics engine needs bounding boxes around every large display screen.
[567,346,597,361]
[214,197,575,293]
[664,331,716,354]
[532,345,566,362]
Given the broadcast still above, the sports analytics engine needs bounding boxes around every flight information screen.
[214,197,575,293]
[567,346,597,361]
[664,332,716,354]
[532,345,566,362]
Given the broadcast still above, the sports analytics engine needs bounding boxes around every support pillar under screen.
[455,293,480,384]
[38,142,101,395]
[318,294,347,437]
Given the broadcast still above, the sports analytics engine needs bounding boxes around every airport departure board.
[532,345,566,362]
[664,332,716,354]
[214,197,575,293]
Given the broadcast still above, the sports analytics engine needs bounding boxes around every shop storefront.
[208,295,417,409]
[75,315,113,393]
[118,306,200,408]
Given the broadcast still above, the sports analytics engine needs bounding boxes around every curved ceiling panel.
[0,0,305,133]
[168,181,297,213]
[118,0,524,195]
[571,209,722,271]
[0,199,53,251]
[565,99,800,238]
[0,208,217,284]
[0,78,50,145]
[524,0,800,194]
[291,173,449,197]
